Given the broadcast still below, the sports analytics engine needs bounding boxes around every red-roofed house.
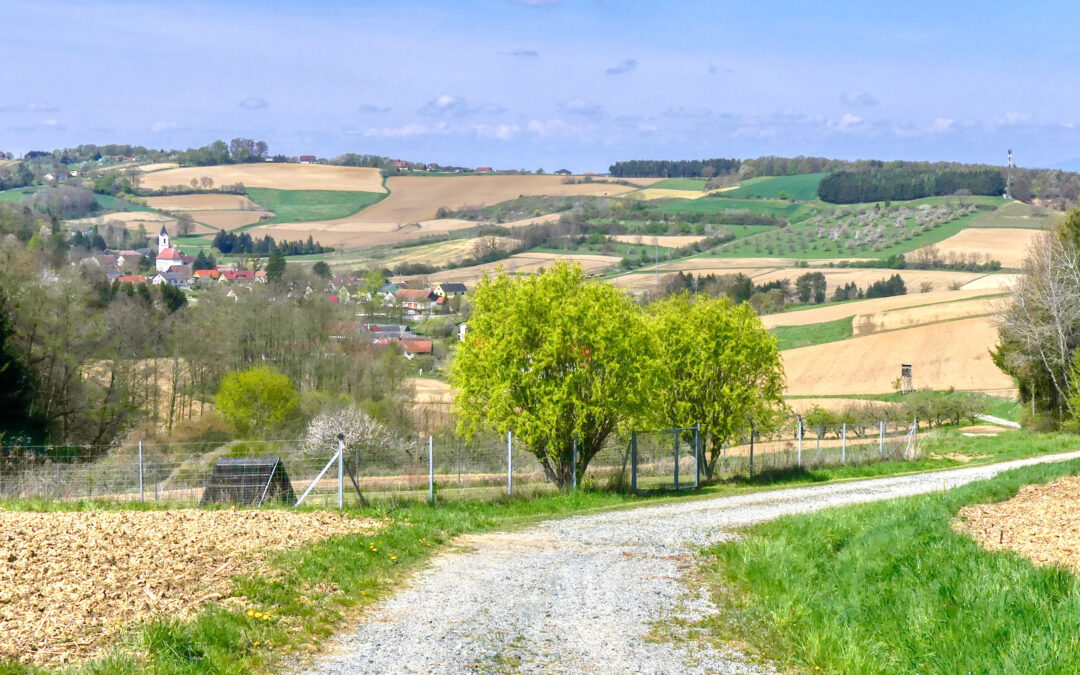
[394,288,435,315]
[193,269,220,279]
[114,275,147,284]
[394,160,409,171]
[220,270,256,282]
[475,166,492,174]
[299,155,317,164]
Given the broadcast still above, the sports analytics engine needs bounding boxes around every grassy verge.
[772,316,852,351]
[244,188,385,225]
[697,455,1080,674]
[4,430,1075,673]
[648,178,708,191]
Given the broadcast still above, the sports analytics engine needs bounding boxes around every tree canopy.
[215,366,299,438]
[648,293,786,479]
[451,263,657,488]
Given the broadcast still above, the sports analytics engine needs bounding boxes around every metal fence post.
[796,419,802,469]
[694,424,701,488]
[428,435,434,504]
[507,431,513,496]
[138,441,144,503]
[879,420,885,457]
[456,440,462,487]
[673,430,680,490]
[337,437,345,509]
[571,436,578,491]
[841,423,847,465]
[630,432,638,492]
[749,426,755,480]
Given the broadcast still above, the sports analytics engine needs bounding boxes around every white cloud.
[150,120,179,133]
[839,90,879,106]
[0,102,60,114]
[836,113,865,130]
[363,124,428,138]
[928,117,953,133]
[997,111,1033,125]
[474,123,520,140]
[528,119,566,136]
[418,94,505,117]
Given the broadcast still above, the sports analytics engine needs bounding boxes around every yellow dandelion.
[247,609,255,617]
[254,641,260,647]
[263,614,271,621]
[390,555,398,561]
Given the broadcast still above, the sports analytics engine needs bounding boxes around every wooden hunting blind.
[199,456,296,506]
[900,363,913,394]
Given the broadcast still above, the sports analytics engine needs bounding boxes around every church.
[155,225,191,273]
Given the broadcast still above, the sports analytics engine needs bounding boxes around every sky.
[3,0,1080,172]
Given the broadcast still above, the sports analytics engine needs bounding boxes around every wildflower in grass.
[254,641,260,647]
[247,610,255,617]
[390,555,398,561]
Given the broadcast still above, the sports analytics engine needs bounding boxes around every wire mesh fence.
[0,418,921,508]
[703,418,919,482]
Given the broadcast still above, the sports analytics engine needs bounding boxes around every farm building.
[432,282,467,298]
[298,155,317,164]
[555,169,572,175]
[475,166,492,174]
[395,288,436,315]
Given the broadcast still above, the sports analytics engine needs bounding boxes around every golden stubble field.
[781,315,1014,396]
[140,163,387,193]
[913,228,1044,268]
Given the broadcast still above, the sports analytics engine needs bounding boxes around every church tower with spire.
[158,224,170,254]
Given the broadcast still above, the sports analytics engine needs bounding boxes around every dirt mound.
[955,474,1080,573]
[0,509,379,666]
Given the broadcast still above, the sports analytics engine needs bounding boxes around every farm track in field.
[305,451,1080,674]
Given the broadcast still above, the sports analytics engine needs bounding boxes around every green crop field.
[771,316,853,351]
[245,188,386,225]
[968,200,1062,229]
[655,196,814,222]
[0,187,36,203]
[648,178,708,191]
[724,172,828,201]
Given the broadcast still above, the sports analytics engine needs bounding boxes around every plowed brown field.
[420,252,621,283]
[610,235,710,247]
[0,509,379,666]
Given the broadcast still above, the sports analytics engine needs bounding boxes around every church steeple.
[158,225,170,253]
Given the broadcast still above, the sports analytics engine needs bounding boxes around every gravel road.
[306,450,1080,674]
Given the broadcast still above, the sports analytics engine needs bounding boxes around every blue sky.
[3,0,1079,171]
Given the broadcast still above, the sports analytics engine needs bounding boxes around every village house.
[432,282,467,299]
[394,288,435,316]
[475,166,492,174]
[298,155,317,164]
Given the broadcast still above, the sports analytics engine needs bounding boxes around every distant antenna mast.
[1005,149,1013,199]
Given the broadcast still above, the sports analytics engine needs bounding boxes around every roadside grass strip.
[699,456,1080,674]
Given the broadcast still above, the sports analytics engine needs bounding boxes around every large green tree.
[649,293,786,480]
[451,263,656,488]
[215,366,299,438]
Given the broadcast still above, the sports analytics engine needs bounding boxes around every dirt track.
[306,451,1080,674]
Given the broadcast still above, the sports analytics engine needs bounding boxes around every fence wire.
[1,419,920,507]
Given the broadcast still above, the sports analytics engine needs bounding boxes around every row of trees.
[817,167,1006,203]
[451,264,785,487]
[210,230,331,256]
[173,139,270,166]
[608,158,741,178]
